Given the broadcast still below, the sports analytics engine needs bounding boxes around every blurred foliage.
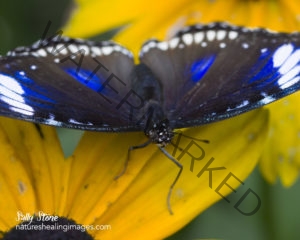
[0,0,71,53]
[0,1,299,239]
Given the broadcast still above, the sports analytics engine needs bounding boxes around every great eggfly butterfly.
[0,22,299,213]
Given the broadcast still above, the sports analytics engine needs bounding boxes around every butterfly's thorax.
[130,63,162,102]
[131,63,173,146]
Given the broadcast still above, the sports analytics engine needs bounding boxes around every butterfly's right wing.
[139,22,300,128]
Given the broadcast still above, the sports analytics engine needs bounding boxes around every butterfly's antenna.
[114,139,152,180]
[173,131,210,144]
[170,131,209,155]
[158,146,183,215]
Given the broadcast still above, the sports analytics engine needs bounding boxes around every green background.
[0,1,299,239]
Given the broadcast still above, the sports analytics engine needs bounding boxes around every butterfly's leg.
[114,139,152,180]
[159,147,183,215]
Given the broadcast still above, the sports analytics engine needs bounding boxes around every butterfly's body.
[130,63,173,146]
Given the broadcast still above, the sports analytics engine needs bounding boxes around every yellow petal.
[260,92,300,187]
[0,121,36,231]
[62,109,268,239]
[0,118,66,232]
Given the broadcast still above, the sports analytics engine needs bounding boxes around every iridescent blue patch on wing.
[247,48,281,87]
[64,67,104,92]
[12,71,56,104]
[190,55,215,82]
[247,43,300,89]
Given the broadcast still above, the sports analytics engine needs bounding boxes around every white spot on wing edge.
[46,46,54,54]
[68,118,93,125]
[91,46,102,56]
[206,30,216,41]
[141,41,157,54]
[228,31,238,40]
[101,46,113,55]
[43,114,63,127]
[68,44,79,53]
[169,37,180,49]
[182,33,193,45]
[37,49,47,57]
[157,42,169,51]
[216,30,227,40]
[113,45,122,52]
[79,45,90,55]
[55,44,68,55]
[121,48,133,58]
[236,100,249,108]
[30,52,39,57]
[259,95,276,104]
[194,32,204,43]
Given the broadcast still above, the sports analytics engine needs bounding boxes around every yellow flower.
[64,0,300,188]
[1,0,300,239]
[0,109,268,239]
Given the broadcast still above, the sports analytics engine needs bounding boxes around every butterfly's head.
[145,119,174,147]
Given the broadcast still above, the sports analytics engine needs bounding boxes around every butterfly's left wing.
[139,22,300,128]
[0,37,144,131]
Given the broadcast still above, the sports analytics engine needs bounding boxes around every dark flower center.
[3,216,94,240]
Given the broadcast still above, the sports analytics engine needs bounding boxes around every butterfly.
[0,22,299,213]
